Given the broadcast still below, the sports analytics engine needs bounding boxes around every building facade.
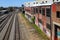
[24,0,60,40]
[51,2,60,40]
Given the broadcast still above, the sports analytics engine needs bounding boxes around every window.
[33,2,35,4]
[39,9,41,13]
[42,1,44,3]
[38,19,43,24]
[28,3,30,5]
[57,0,58,1]
[46,23,51,30]
[42,8,45,15]
[36,8,38,13]
[56,11,60,18]
[46,8,51,17]
[53,0,54,2]
[36,2,38,4]
[54,24,60,40]
[33,8,35,13]
[39,8,41,13]
[45,1,47,3]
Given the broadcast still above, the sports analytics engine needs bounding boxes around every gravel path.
[18,13,42,40]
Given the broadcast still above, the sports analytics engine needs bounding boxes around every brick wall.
[52,3,60,24]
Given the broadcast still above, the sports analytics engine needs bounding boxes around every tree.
[7,7,14,12]
[21,4,25,14]
[0,7,3,11]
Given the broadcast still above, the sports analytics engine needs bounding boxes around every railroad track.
[0,14,9,24]
[14,14,20,40]
[0,13,12,32]
[0,14,3,16]
[0,14,7,20]
[0,14,5,18]
[2,14,15,40]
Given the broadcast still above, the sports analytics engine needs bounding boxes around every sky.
[0,0,35,7]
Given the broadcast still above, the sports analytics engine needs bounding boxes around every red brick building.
[24,1,60,40]
[51,2,60,40]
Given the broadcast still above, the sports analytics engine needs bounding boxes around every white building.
[36,0,60,2]
[24,0,53,7]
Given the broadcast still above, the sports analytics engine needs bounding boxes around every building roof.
[31,3,53,7]
[24,1,53,7]
[0,10,7,13]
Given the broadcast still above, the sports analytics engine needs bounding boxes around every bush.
[32,24,50,40]
[22,11,25,14]
[22,13,50,40]
[31,17,35,23]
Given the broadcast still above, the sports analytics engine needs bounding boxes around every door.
[54,25,60,40]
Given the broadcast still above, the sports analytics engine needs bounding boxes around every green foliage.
[31,17,35,23]
[0,7,3,10]
[22,13,50,40]
[8,7,14,12]
[32,24,50,40]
